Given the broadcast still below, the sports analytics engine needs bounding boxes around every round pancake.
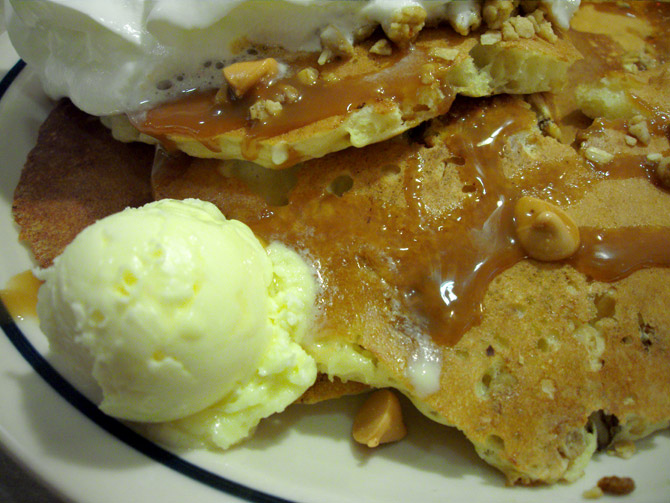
[12,100,154,269]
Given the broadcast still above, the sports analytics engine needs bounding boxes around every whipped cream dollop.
[7,0,579,116]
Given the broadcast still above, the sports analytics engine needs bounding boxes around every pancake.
[11,0,670,487]
[12,100,155,269]
[149,3,670,483]
[122,12,581,169]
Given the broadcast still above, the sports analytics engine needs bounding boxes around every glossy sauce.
[151,4,670,349]
[155,95,670,349]
[134,47,453,160]
[0,270,42,322]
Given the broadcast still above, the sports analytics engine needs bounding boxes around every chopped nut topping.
[369,39,393,56]
[428,47,460,61]
[483,0,518,30]
[624,134,638,146]
[598,476,636,495]
[514,196,580,261]
[527,93,562,141]
[582,486,604,499]
[481,30,503,45]
[297,67,319,86]
[222,58,279,98]
[382,5,427,46]
[583,146,614,166]
[319,24,354,65]
[607,440,636,459]
[528,9,557,42]
[503,15,536,39]
[249,99,283,121]
[352,389,407,448]
[274,83,300,104]
[628,115,651,145]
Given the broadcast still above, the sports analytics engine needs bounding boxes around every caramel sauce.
[571,227,670,282]
[0,270,42,321]
[134,47,451,159]
[150,4,670,349]
[157,95,670,348]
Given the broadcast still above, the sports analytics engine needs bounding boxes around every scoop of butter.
[37,198,317,447]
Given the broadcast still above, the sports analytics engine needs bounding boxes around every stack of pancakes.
[12,1,670,485]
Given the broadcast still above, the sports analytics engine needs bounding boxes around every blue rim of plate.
[0,60,294,503]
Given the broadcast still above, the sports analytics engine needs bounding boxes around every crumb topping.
[382,5,427,46]
[249,99,283,121]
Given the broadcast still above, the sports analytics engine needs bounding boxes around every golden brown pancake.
[11,0,670,487]
[126,20,580,169]
[12,100,155,269]
[152,90,670,484]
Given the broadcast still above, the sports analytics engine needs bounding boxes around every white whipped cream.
[7,0,578,116]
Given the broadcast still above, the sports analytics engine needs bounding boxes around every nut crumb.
[503,15,536,40]
[529,9,557,42]
[483,0,517,30]
[429,47,460,61]
[628,117,650,145]
[383,5,427,45]
[624,135,637,146]
[274,84,300,104]
[582,486,603,499]
[607,440,636,459]
[598,476,635,495]
[369,39,393,56]
[481,30,503,45]
[647,153,663,162]
[297,67,319,86]
[249,99,283,121]
[584,146,614,165]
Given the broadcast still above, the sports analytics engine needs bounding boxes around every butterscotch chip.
[597,476,635,495]
[223,58,279,98]
[352,389,407,448]
[514,196,580,261]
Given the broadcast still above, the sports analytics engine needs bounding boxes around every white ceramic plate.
[1,58,670,503]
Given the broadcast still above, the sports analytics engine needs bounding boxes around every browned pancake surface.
[13,100,155,268]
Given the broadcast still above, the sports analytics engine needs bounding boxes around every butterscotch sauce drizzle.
[155,96,670,349]
[571,227,670,283]
[150,2,670,349]
[133,47,452,159]
[0,270,42,322]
